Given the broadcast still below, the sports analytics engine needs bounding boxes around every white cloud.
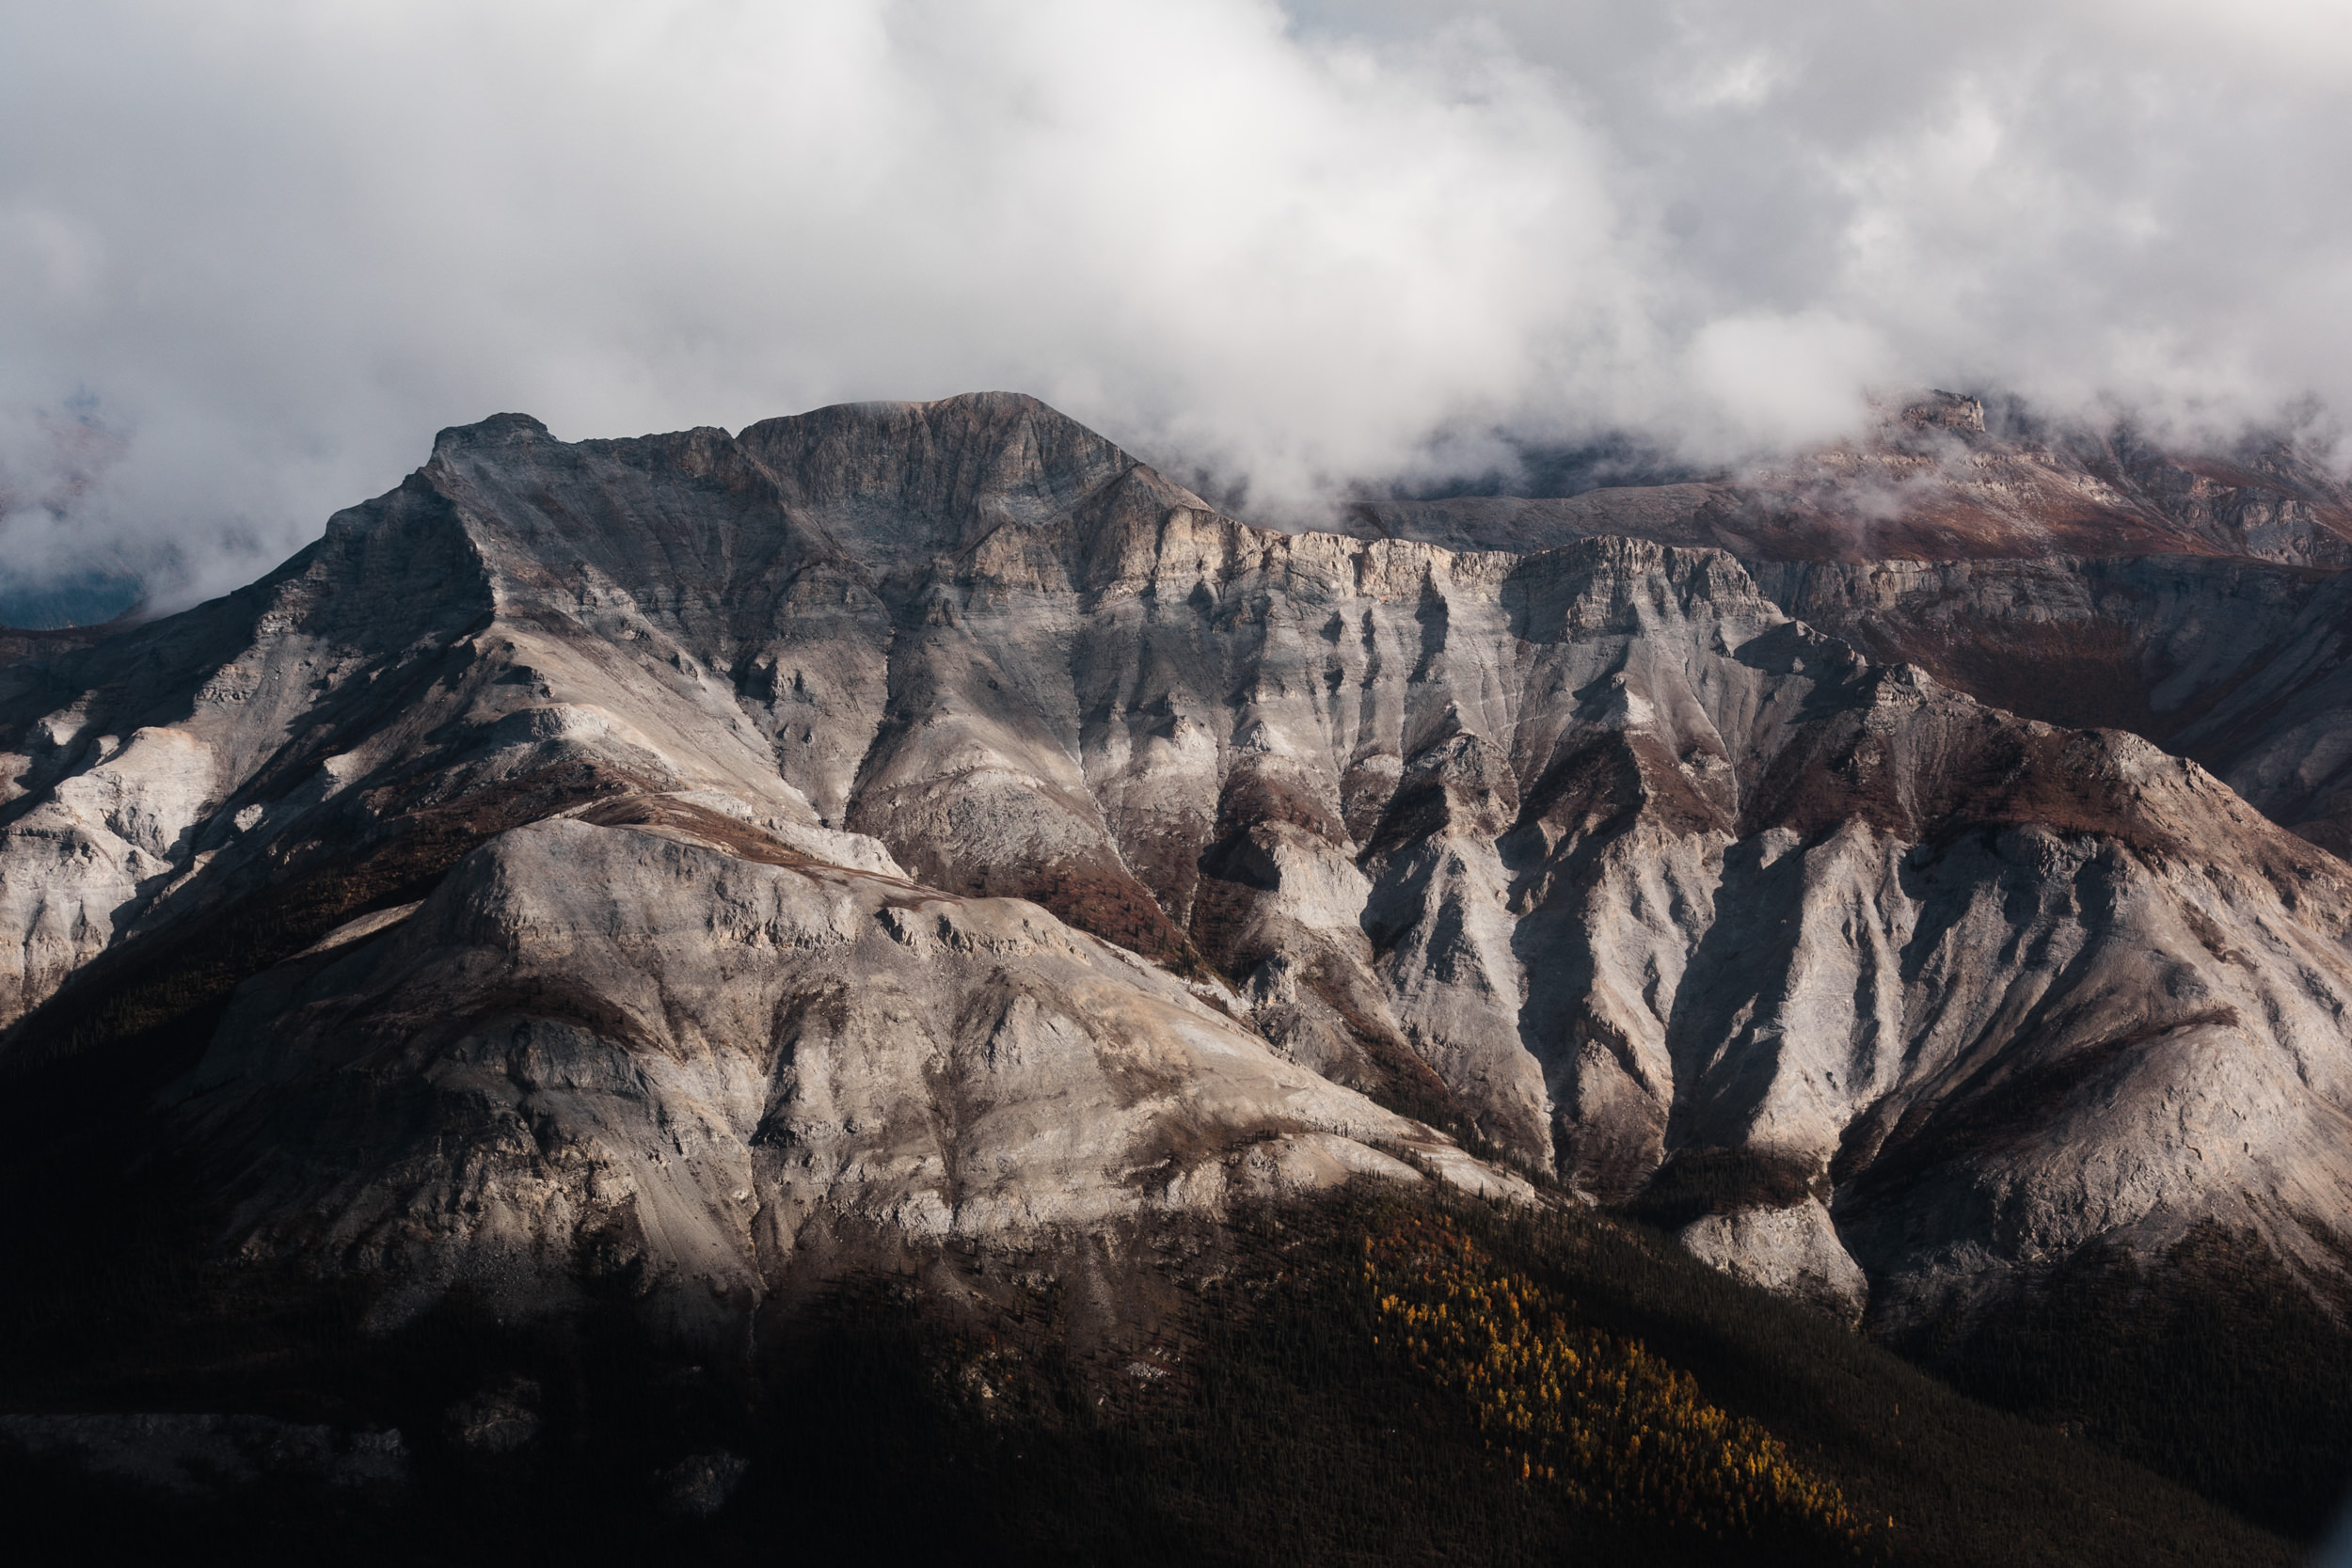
[1686,312,1889,451]
[2,0,2348,606]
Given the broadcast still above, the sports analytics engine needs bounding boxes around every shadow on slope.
[1895,1220,2352,1541]
[0,1156,2306,1568]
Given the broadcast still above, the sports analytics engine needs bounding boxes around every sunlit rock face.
[4,391,2350,1333]
[1678,1202,1869,1327]
[177,816,1503,1336]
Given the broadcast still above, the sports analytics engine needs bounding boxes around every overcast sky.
[5,0,2351,604]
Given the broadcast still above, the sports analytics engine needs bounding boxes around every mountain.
[1756,555,2352,859]
[1354,391,2352,568]
[3,393,2348,1312]
[2,392,2349,1549]
[0,403,1527,1338]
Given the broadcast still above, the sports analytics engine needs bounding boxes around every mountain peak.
[431,411,553,454]
[4,395,2350,1547]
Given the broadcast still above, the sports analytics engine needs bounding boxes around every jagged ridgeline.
[1,393,2348,1556]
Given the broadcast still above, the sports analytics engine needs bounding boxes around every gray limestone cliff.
[4,392,2349,1338]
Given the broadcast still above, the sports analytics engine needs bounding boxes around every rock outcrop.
[177,814,1499,1334]
[1755,554,2352,860]
[4,392,2349,1336]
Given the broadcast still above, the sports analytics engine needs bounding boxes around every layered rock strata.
[177,814,1503,1332]
[3,393,2348,1334]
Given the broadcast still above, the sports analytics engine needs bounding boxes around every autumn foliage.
[1365,1212,1883,1558]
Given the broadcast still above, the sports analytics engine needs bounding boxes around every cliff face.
[1754,556,2352,861]
[3,393,2349,1336]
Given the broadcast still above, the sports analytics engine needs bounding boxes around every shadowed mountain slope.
[1755,556,2352,861]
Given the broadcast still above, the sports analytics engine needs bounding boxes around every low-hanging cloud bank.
[4,0,2349,607]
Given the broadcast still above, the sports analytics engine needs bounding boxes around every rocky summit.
[3,391,2350,1349]
[1352,389,2352,568]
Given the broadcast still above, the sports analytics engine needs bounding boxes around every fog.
[4,0,2349,607]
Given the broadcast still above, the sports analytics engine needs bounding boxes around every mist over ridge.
[6,0,2351,610]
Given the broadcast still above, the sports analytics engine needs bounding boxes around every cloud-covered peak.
[4,0,2346,608]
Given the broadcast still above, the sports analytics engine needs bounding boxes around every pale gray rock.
[0,725,215,1026]
[5,392,2350,1335]
[171,814,1488,1334]
[1678,1200,1869,1326]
